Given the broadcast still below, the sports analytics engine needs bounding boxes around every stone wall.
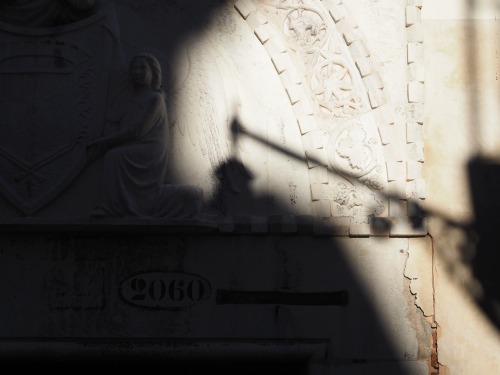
[0,0,498,373]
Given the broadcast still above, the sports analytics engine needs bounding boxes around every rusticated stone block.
[408,81,424,103]
[405,6,421,27]
[254,24,272,44]
[234,0,256,20]
[310,183,329,201]
[368,88,385,108]
[305,148,328,168]
[297,115,318,135]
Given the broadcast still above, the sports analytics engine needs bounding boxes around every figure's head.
[130,53,162,91]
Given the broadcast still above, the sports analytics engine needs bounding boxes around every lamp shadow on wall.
[467,158,500,329]
[190,116,425,375]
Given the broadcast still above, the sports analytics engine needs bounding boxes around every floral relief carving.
[332,181,385,217]
[312,56,362,117]
[327,119,387,217]
[272,0,363,118]
[333,123,378,178]
[253,0,388,222]
[283,6,327,49]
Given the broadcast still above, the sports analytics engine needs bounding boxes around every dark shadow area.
[3,351,308,373]
[412,157,500,331]
[467,157,500,328]
[206,156,259,217]
[38,362,307,373]
[0,0,232,218]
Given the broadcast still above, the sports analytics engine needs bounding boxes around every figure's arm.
[87,94,166,161]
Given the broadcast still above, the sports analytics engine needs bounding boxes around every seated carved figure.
[0,0,98,27]
[88,53,203,218]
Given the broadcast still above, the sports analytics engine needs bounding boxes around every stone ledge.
[0,214,427,237]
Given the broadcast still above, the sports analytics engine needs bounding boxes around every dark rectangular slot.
[216,290,348,306]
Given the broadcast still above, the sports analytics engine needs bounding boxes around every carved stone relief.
[272,0,367,118]
[326,115,387,219]
[0,0,425,236]
[232,0,393,232]
[0,2,116,215]
[88,53,203,218]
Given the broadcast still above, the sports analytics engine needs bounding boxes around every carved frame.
[231,0,425,237]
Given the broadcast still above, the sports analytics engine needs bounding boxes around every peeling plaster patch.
[404,236,444,374]
[403,271,433,362]
[405,236,434,317]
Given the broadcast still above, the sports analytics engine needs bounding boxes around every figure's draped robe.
[98,91,202,218]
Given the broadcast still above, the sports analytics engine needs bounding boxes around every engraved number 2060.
[130,277,206,303]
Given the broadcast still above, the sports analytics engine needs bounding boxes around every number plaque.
[120,272,211,308]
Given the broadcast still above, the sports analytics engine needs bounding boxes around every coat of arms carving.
[0,5,117,215]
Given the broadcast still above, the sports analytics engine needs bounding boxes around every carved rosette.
[327,117,387,218]
[331,124,377,178]
[282,6,327,49]
[273,0,365,119]
[311,57,362,117]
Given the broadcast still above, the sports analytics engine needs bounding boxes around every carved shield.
[0,6,117,215]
